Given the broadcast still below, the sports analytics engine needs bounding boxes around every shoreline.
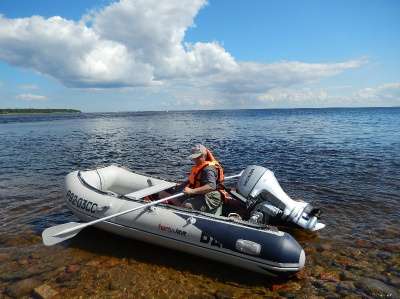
[72,106,400,114]
[0,109,81,115]
[1,107,398,115]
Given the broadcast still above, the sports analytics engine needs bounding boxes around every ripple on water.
[0,108,399,297]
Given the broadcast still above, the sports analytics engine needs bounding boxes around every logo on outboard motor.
[243,168,255,186]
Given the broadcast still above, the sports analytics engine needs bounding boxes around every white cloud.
[258,87,329,103]
[254,82,400,108]
[88,0,237,78]
[16,93,48,101]
[19,84,39,90]
[0,14,154,88]
[0,0,237,88]
[161,59,366,108]
[206,59,365,95]
[0,0,367,107]
[356,82,400,102]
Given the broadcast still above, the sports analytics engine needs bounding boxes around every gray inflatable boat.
[63,165,307,276]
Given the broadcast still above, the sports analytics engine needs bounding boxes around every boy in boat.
[181,144,225,215]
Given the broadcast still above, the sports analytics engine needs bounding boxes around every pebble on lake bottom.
[33,284,59,299]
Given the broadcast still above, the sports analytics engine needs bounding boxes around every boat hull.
[65,166,305,276]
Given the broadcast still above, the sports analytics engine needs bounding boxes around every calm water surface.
[0,108,399,298]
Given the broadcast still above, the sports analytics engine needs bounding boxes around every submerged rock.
[388,275,400,288]
[355,277,400,299]
[0,252,10,262]
[377,251,392,260]
[336,281,356,296]
[336,256,352,267]
[5,277,41,298]
[383,244,400,253]
[103,257,121,267]
[85,259,102,267]
[320,281,338,293]
[214,289,234,299]
[188,294,214,299]
[1,270,31,282]
[65,264,80,273]
[271,282,301,293]
[295,269,308,280]
[355,239,372,248]
[108,280,123,291]
[340,270,359,281]
[316,243,332,252]
[313,265,325,276]
[319,271,340,282]
[341,295,363,299]
[33,284,58,299]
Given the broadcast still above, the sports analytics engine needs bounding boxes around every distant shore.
[0,109,81,115]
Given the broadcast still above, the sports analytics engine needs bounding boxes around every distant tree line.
[0,109,81,114]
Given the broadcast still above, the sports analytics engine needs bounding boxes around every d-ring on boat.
[53,165,319,276]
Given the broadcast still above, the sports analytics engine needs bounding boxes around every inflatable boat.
[63,165,307,276]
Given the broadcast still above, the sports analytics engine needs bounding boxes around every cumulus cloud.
[0,14,153,88]
[16,93,48,101]
[0,0,237,88]
[88,0,237,78]
[0,0,367,106]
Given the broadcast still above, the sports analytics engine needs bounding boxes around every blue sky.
[0,0,399,111]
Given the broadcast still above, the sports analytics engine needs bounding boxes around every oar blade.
[42,222,82,246]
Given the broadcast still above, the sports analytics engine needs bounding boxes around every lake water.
[0,108,399,298]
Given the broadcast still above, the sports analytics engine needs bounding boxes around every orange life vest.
[187,148,229,201]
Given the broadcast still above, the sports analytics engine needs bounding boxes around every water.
[0,108,399,298]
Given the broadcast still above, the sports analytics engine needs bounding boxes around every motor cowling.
[237,165,325,231]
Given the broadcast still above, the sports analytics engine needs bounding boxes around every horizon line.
[1,105,400,114]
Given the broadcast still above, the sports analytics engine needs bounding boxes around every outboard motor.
[235,165,325,231]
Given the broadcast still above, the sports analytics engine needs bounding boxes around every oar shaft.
[225,172,242,180]
[53,172,242,237]
[55,192,184,236]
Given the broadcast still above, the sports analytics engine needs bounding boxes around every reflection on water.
[0,108,399,298]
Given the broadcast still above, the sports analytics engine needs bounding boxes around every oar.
[42,172,242,246]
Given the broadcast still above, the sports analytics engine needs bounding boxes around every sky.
[0,0,399,112]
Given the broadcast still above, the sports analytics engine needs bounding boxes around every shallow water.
[0,108,399,298]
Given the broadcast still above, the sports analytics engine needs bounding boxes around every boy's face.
[193,155,205,166]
